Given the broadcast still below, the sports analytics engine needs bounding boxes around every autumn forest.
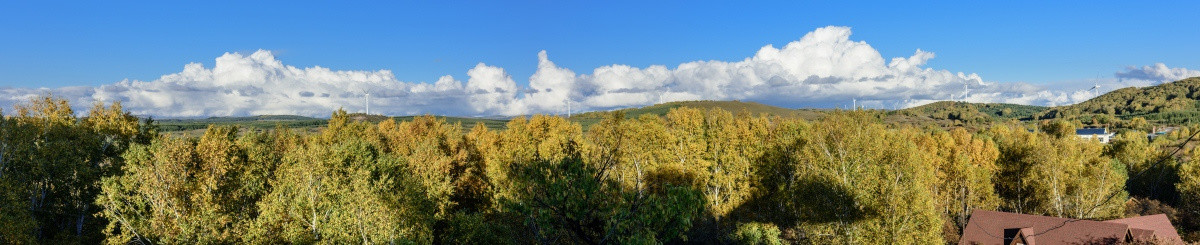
[3,95,1200,244]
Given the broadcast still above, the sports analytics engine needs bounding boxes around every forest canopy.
[2,95,1200,244]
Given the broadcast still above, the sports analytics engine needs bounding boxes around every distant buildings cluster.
[1073,127,1178,144]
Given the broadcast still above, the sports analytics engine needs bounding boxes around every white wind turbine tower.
[956,83,970,102]
[1089,83,1101,98]
[658,87,672,105]
[563,98,572,118]
[361,89,371,115]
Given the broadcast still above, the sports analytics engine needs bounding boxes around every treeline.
[3,96,1200,244]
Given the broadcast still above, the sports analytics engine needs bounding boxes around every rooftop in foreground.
[959,209,1184,245]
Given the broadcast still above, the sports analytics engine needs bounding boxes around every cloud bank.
[2,26,1197,117]
[1116,63,1200,84]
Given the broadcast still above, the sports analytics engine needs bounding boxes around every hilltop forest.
[4,89,1200,244]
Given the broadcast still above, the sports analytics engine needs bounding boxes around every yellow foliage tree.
[915,128,1000,240]
[785,111,943,244]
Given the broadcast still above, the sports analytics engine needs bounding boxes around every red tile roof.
[1106,214,1185,244]
[959,209,1184,245]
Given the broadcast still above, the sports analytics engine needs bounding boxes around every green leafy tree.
[729,222,783,245]
[1040,119,1077,139]
[1177,147,1200,240]
[1108,130,1180,204]
[0,107,37,244]
[506,150,703,244]
[0,97,146,243]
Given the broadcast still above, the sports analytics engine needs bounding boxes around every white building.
[1076,128,1115,143]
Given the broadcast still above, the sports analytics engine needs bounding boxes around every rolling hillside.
[1038,77,1200,124]
[890,77,1200,126]
[894,101,1047,122]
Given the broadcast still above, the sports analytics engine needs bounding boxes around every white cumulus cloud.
[2,26,1195,117]
[1115,63,1200,84]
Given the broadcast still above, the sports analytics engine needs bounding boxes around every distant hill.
[154,76,1200,136]
[888,77,1200,126]
[571,100,819,119]
[391,115,509,131]
[156,115,327,132]
[156,114,510,134]
[1038,77,1200,124]
[568,100,824,128]
[157,115,321,122]
[895,101,1047,123]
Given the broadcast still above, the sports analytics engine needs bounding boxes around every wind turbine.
[359,88,372,115]
[1089,73,1103,98]
[962,83,970,102]
[658,87,673,105]
[563,98,572,118]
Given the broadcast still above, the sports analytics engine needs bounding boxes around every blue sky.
[1,1,1198,117]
